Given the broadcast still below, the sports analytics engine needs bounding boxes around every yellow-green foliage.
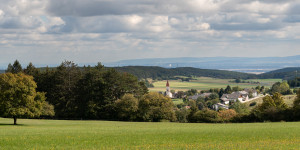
[0,73,42,118]
[0,73,54,124]
[1,118,300,149]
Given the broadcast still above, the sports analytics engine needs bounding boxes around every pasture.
[1,118,300,149]
[149,77,281,92]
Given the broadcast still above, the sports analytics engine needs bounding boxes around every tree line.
[2,60,175,124]
[1,60,300,124]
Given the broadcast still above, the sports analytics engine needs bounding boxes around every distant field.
[1,118,300,149]
[149,77,281,92]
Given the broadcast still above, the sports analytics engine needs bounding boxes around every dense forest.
[112,66,257,79]
[113,66,300,80]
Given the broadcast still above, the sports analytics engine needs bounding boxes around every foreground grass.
[1,118,300,149]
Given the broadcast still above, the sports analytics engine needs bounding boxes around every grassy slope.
[245,95,297,108]
[1,118,300,149]
[149,77,281,91]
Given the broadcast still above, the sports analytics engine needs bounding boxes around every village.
[163,80,263,111]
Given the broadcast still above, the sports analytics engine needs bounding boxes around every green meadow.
[149,77,282,91]
[1,118,300,149]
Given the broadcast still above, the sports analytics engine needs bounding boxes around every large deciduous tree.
[0,73,50,125]
[115,94,139,121]
[138,92,176,122]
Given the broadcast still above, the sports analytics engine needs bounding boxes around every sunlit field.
[1,118,300,149]
[149,77,282,92]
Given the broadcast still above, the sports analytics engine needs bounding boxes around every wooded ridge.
[1,66,300,80]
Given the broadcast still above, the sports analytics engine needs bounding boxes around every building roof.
[188,93,212,100]
[166,80,169,87]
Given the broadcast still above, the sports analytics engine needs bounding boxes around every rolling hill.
[112,66,257,79]
[259,67,300,80]
[1,66,300,80]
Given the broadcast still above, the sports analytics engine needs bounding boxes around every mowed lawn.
[149,77,281,92]
[1,118,300,149]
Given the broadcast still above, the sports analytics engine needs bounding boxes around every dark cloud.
[46,0,217,17]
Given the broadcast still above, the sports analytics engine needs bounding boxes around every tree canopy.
[0,73,52,124]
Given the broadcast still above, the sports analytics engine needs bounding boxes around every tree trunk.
[13,117,17,125]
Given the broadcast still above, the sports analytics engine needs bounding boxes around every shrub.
[175,108,190,123]
[218,109,237,122]
[190,108,220,123]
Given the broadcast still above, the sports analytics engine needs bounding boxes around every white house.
[220,92,249,104]
[244,88,258,97]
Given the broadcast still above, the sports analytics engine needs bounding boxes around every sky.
[0,0,300,68]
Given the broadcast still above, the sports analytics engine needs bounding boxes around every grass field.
[1,118,300,149]
[149,77,281,92]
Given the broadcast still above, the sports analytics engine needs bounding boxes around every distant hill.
[112,66,257,79]
[105,55,300,74]
[1,65,299,80]
[259,67,300,80]
[113,66,300,80]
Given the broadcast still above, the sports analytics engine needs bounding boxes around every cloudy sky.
[0,0,300,68]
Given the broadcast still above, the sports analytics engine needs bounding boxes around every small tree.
[229,101,249,114]
[138,92,176,122]
[225,85,232,94]
[271,82,290,95]
[115,94,139,121]
[0,73,49,125]
[6,60,23,74]
[254,93,288,121]
[218,109,237,122]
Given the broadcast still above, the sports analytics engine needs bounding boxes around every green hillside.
[259,67,300,79]
[2,65,300,80]
[112,66,257,79]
